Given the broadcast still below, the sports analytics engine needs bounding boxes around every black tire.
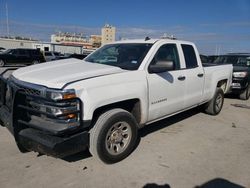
[0,59,5,67]
[239,84,250,100]
[89,108,138,164]
[205,88,224,115]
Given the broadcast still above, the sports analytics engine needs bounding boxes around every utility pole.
[6,3,10,38]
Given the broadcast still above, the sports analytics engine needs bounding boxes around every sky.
[0,0,250,54]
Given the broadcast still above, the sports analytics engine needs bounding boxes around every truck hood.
[12,58,126,89]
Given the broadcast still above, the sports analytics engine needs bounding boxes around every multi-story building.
[101,24,116,45]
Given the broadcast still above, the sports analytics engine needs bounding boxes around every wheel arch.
[91,99,142,127]
[216,79,228,93]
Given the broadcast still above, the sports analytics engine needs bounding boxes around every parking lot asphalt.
[0,97,250,188]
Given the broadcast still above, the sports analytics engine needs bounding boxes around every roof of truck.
[110,38,192,45]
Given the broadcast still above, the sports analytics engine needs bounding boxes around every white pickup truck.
[0,38,232,163]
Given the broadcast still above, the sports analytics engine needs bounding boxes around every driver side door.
[147,43,186,122]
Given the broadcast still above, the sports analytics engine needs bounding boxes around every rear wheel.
[239,84,250,100]
[0,59,5,67]
[205,88,224,115]
[89,108,138,164]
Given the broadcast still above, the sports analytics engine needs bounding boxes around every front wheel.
[89,108,138,164]
[239,84,250,100]
[204,88,224,115]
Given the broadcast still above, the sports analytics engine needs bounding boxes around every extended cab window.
[151,44,180,70]
[181,44,198,68]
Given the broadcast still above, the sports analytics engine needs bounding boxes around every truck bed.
[203,64,233,101]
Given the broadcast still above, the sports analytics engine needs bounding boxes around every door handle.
[178,76,186,81]
[197,73,204,77]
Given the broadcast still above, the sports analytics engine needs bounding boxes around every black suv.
[0,48,45,67]
[214,53,250,100]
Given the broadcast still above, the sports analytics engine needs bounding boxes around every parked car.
[0,48,45,67]
[44,51,62,62]
[60,53,88,60]
[0,39,232,163]
[68,53,88,60]
[214,53,250,100]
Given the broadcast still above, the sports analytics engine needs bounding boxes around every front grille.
[8,76,43,98]
[17,85,41,96]
[6,76,82,136]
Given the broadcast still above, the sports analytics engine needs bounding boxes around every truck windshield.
[85,43,152,70]
[214,55,250,67]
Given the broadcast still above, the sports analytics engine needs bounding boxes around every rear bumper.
[19,128,89,157]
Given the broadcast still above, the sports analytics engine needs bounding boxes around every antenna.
[6,3,10,38]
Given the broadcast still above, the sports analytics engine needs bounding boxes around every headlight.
[233,72,248,78]
[46,106,78,119]
[46,89,76,100]
[45,89,80,120]
[43,89,80,121]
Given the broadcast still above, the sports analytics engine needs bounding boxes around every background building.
[0,37,83,54]
[0,37,37,49]
[51,32,102,49]
[101,24,116,45]
[0,24,116,54]
[51,32,88,43]
[90,35,102,48]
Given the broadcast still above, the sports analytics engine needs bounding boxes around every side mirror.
[148,61,174,73]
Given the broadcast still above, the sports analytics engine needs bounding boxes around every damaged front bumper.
[0,73,90,157]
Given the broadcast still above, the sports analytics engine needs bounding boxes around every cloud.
[201,21,250,27]
[0,20,101,41]
[0,20,250,55]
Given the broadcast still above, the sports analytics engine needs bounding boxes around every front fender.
[65,71,149,124]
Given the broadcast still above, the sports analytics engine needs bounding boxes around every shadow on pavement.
[225,93,240,100]
[143,178,244,188]
[143,183,171,188]
[62,150,92,162]
[62,108,201,162]
[140,108,200,137]
[194,178,245,188]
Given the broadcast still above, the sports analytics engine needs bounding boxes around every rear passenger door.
[181,44,204,108]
